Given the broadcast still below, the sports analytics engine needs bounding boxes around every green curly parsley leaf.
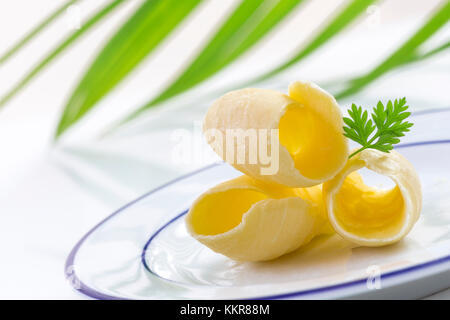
[343,98,413,158]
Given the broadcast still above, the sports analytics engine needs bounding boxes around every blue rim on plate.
[65,108,450,300]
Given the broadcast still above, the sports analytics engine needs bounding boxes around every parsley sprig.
[343,98,413,159]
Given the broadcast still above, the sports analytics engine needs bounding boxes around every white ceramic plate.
[65,109,450,299]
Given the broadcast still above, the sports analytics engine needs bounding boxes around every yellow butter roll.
[323,149,422,246]
[203,81,349,188]
[186,175,331,261]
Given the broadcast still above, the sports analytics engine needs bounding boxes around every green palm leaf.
[2,0,446,139]
[336,1,450,99]
[0,0,124,108]
[254,0,377,83]
[115,0,305,127]
[406,40,449,64]
[55,0,203,138]
[113,0,375,131]
[0,0,78,64]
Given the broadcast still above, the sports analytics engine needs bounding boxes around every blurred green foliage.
[0,0,448,139]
